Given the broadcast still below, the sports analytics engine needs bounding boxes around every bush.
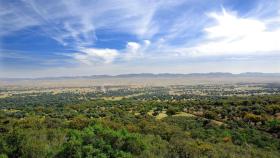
[166,108,177,116]
[204,111,217,120]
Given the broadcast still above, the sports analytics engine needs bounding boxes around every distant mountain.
[239,72,280,77]
[1,72,280,81]
[90,72,235,78]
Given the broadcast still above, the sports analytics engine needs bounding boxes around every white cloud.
[143,40,151,46]
[126,42,141,54]
[183,9,280,57]
[123,40,151,60]
[205,9,265,39]
[123,42,141,60]
[73,48,119,64]
[71,40,151,64]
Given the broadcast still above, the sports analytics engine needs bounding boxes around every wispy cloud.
[0,1,39,36]
[1,0,280,77]
[0,0,169,46]
[0,0,180,65]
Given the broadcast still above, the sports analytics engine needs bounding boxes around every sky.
[1,0,280,78]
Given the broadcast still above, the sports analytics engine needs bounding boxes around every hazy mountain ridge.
[1,72,280,81]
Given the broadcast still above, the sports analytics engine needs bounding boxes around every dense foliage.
[0,84,280,157]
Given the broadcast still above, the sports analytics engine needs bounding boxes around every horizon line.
[1,72,280,80]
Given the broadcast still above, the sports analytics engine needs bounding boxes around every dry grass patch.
[155,112,168,120]
[173,112,196,117]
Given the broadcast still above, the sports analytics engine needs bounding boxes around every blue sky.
[1,0,280,77]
